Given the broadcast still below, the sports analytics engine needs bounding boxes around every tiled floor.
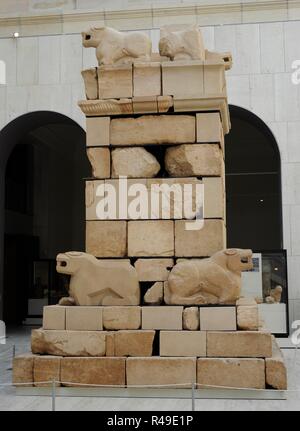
[1,326,300,411]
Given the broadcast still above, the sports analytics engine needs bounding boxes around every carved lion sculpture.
[165,248,253,305]
[82,26,152,66]
[159,25,205,61]
[56,251,140,306]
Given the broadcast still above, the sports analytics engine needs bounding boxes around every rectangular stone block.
[61,357,126,387]
[34,356,61,387]
[87,147,110,179]
[12,354,34,387]
[111,330,155,357]
[128,221,174,257]
[200,307,237,331]
[81,68,98,100]
[86,117,110,147]
[127,357,196,388]
[142,306,183,330]
[103,306,141,330]
[98,64,132,99]
[265,336,287,390]
[133,62,161,97]
[207,331,273,358]
[197,358,265,389]
[65,307,103,331]
[132,96,158,114]
[203,177,225,219]
[236,297,257,306]
[43,305,65,330]
[204,61,226,95]
[175,219,226,257]
[196,113,223,143]
[31,328,106,357]
[237,305,259,331]
[160,331,206,357]
[162,61,204,98]
[135,258,174,281]
[86,221,127,257]
[110,115,196,146]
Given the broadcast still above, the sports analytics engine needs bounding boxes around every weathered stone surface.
[81,68,98,100]
[144,282,163,305]
[128,221,174,257]
[133,62,161,97]
[86,117,110,147]
[110,115,195,146]
[174,220,226,257]
[203,177,225,219]
[57,252,140,306]
[87,147,110,179]
[200,307,237,331]
[127,357,196,388]
[65,306,103,331]
[237,305,259,331]
[43,305,65,330]
[61,357,126,387]
[132,96,158,114]
[207,331,273,358]
[113,330,155,356]
[79,98,133,117]
[160,331,206,357]
[12,354,34,386]
[31,329,106,357]
[159,25,205,61]
[103,306,141,330]
[196,112,223,144]
[162,61,204,98]
[265,336,287,390]
[86,221,127,257]
[135,258,174,281]
[183,307,200,330]
[157,95,173,112]
[197,358,265,389]
[33,356,61,387]
[236,297,257,306]
[142,306,183,330]
[165,144,222,177]
[98,64,133,99]
[111,147,160,178]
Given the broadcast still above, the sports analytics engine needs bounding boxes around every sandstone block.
[106,333,115,356]
[265,336,287,390]
[33,356,61,387]
[61,357,126,387]
[112,330,155,356]
[65,307,103,331]
[111,147,160,178]
[43,305,66,330]
[103,306,141,330]
[203,177,225,219]
[175,220,226,257]
[12,354,34,387]
[86,117,110,147]
[133,62,161,97]
[144,282,163,305]
[31,328,106,357]
[87,147,110,179]
[157,95,173,112]
[237,305,259,331]
[133,96,158,114]
[98,64,132,99]
[183,307,200,330]
[197,358,265,389]
[142,306,183,330]
[162,61,204,98]
[110,115,195,146]
[135,258,174,281]
[127,357,196,388]
[128,221,174,257]
[200,307,237,331]
[236,297,257,306]
[86,221,127,257]
[160,331,206,357]
[207,331,272,358]
[165,144,222,177]
[196,113,223,144]
[81,68,98,100]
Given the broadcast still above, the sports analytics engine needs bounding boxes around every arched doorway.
[0,112,91,324]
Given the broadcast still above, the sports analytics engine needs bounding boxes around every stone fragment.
[236,297,257,306]
[86,117,110,147]
[265,336,287,390]
[113,330,155,356]
[183,307,200,330]
[103,306,141,330]
[128,221,174,257]
[133,62,161,97]
[159,25,205,61]
[203,177,225,218]
[162,61,204,97]
[132,96,158,114]
[126,357,196,388]
[160,331,206,357]
[142,306,183,330]
[65,306,103,331]
[207,331,272,358]
[197,358,265,389]
[135,258,174,282]
[204,61,226,95]
[196,112,223,143]
[237,305,259,331]
[61,357,126,387]
[200,307,237,331]
[157,95,173,112]
[79,99,133,116]
[31,329,106,357]
[86,221,127,257]
[43,305,65,330]
[87,147,110,179]
[33,356,61,387]
[111,147,160,178]
[110,115,195,146]
[81,68,98,100]
[165,144,222,177]
[98,64,133,99]
[12,354,34,387]
[144,282,163,305]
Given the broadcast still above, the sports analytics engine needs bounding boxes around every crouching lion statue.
[56,251,140,306]
[165,248,253,305]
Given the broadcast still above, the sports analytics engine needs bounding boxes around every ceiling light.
[13,32,19,38]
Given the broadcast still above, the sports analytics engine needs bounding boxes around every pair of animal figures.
[57,248,253,306]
